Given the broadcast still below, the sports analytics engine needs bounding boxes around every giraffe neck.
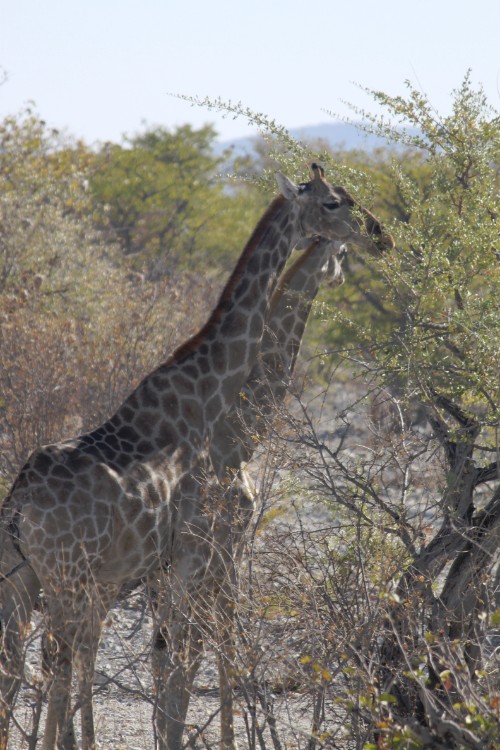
[83,196,302,472]
[210,237,338,474]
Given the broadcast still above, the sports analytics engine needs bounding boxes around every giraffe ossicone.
[0,164,393,750]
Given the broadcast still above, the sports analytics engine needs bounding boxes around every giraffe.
[151,236,350,750]
[41,238,349,750]
[0,164,393,750]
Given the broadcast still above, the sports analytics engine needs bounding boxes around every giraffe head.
[275,163,394,256]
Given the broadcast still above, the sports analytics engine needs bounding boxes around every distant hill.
[218,121,418,154]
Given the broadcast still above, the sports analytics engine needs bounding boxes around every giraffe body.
[0,165,392,750]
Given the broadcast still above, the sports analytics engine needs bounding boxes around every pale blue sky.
[1,0,499,145]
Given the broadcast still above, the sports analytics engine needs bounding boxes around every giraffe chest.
[96,474,173,582]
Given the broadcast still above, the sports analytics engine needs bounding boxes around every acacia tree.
[285,76,500,748]
[189,77,500,748]
[352,74,500,748]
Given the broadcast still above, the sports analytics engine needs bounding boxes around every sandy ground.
[10,589,323,750]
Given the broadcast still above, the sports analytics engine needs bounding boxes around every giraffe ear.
[275,172,299,200]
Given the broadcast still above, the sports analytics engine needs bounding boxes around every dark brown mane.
[165,194,288,366]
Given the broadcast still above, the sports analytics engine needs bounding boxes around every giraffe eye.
[323,201,341,211]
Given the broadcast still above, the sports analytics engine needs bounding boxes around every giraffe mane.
[166,194,288,365]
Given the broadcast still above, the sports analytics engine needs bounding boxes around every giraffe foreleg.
[43,589,94,750]
[215,587,239,750]
[212,490,249,750]
[42,627,78,750]
[40,629,62,750]
[75,584,116,750]
[42,582,114,750]
[151,576,205,750]
[75,649,96,750]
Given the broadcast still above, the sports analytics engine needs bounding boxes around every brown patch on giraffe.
[197,355,211,375]
[181,398,203,425]
[32,451,54,475]
[117,425,140,444]
[210,341,227,374]
[161,392,180,418]
[120,406,135,423]
[228,340,247,371]
[139,381,160,408]
[205,394,223,424]
[197,375,218,399]
[156,422,181,450]
[134,410,158,435]
[51,464,74,481]
[136,439,155,455]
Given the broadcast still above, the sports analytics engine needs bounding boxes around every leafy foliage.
[90,123,264,275]
[190,75,500,748]
[0,112,217,491]
[2,76,500,749]
[267,75,500,749]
